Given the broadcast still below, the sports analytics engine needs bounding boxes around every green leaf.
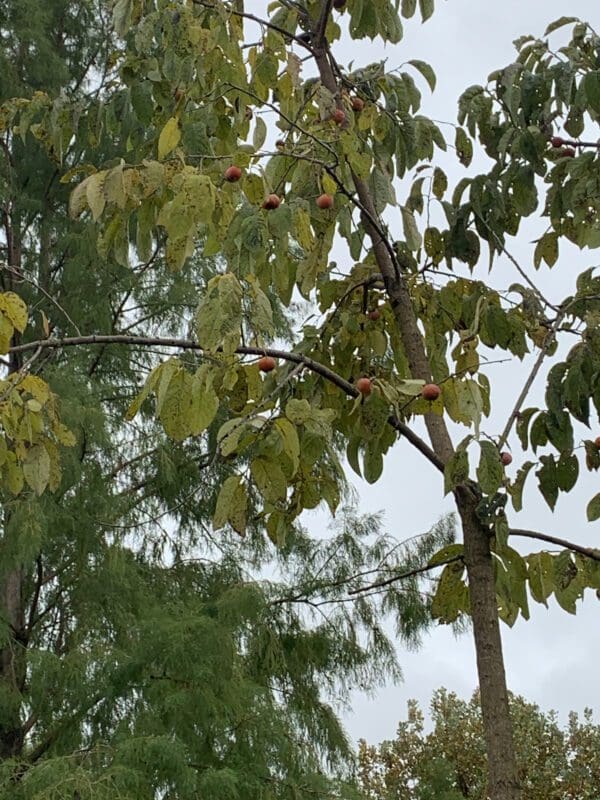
[401,0,417,17]
[363,443,383,484]
[444,449,469,495]
[23,444,51,496]
[527,552,554,606]
[242,173,266,206]
[508,461,534,513]
[432,167,447,199]
[455,127,473,167]
[285,399,311,425]
[346,437,362,478]
[582,71,600,113]
[418,0,435,22]
[476,441,503,496]
[190,364,219,436]
[408,59,436,92]
[544,16,579,35]
[158,367,194,441]
[515,407,538,451]
[401,206,422,251]
[428,543,464,567]
[158,117,181,161]
[424,226,444,263]
[112,0,133,37]
[534,232,558,268]
[587,492,600,522]
[536,456,559,510]
[125,362,164,420]
[253,117,267,150]
[85,171,106,221]
[431,561,468,623]
[274,418,300,477]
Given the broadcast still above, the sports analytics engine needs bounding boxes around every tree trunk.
[456,485,521,800]
[0,562,25,759]
[310,19,522,798]
[0,212,26,762]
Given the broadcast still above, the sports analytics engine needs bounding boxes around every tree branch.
[347,554,463,596]
[8,333,445,472]
[497,309,565,450]
[510,528,600,562]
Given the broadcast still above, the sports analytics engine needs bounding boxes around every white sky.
[252,0,600,745]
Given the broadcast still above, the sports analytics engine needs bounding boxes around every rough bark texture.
[457,485,521,800]
[312,14,521,799]
[0,564,25,759]
[1,216,26,761]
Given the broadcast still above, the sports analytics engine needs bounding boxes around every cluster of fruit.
[222,95,365,212]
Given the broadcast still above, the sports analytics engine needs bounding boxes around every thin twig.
[497,309,565,450]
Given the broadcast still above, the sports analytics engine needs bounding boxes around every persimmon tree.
[3,2,600,799]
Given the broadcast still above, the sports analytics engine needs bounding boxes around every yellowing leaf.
[19,375,51,405]
[189,364,219,436]
[158,367,193,441]
[213,475,247,536]
[251,457,287,503]
[6,456,24,496]
[0,313,14,354]
[274,418,300,476]
[158,117,181,160]
[0,292,28,333]
[195,273,243,354]
[23,444,51,495]
[85,171,106,220]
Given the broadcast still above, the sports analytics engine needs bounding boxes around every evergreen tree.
[0,2,448,797]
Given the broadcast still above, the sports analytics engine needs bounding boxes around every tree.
[0,2,454,798]
[2,2,600,799]
[358,689,600,800]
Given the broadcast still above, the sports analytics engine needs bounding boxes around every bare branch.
[510,528,600,562]
[497,309,565,450]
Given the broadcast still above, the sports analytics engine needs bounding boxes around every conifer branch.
[347,555,463,596]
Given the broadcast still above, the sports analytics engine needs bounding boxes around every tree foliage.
[2,1,600,798]
[358,689,600,800]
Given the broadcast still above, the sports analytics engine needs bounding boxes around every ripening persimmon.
[262,194,281,210]
[224,165,242,182]
[421,383,441,401]
[316,193,334,210]
[356,377,372,396]
[258,356,277,372]
[332,108,346,125]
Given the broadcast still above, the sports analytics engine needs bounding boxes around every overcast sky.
[254,0,600,746]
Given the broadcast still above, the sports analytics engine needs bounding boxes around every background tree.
[358,689,600,800]
[3,2,600,800]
